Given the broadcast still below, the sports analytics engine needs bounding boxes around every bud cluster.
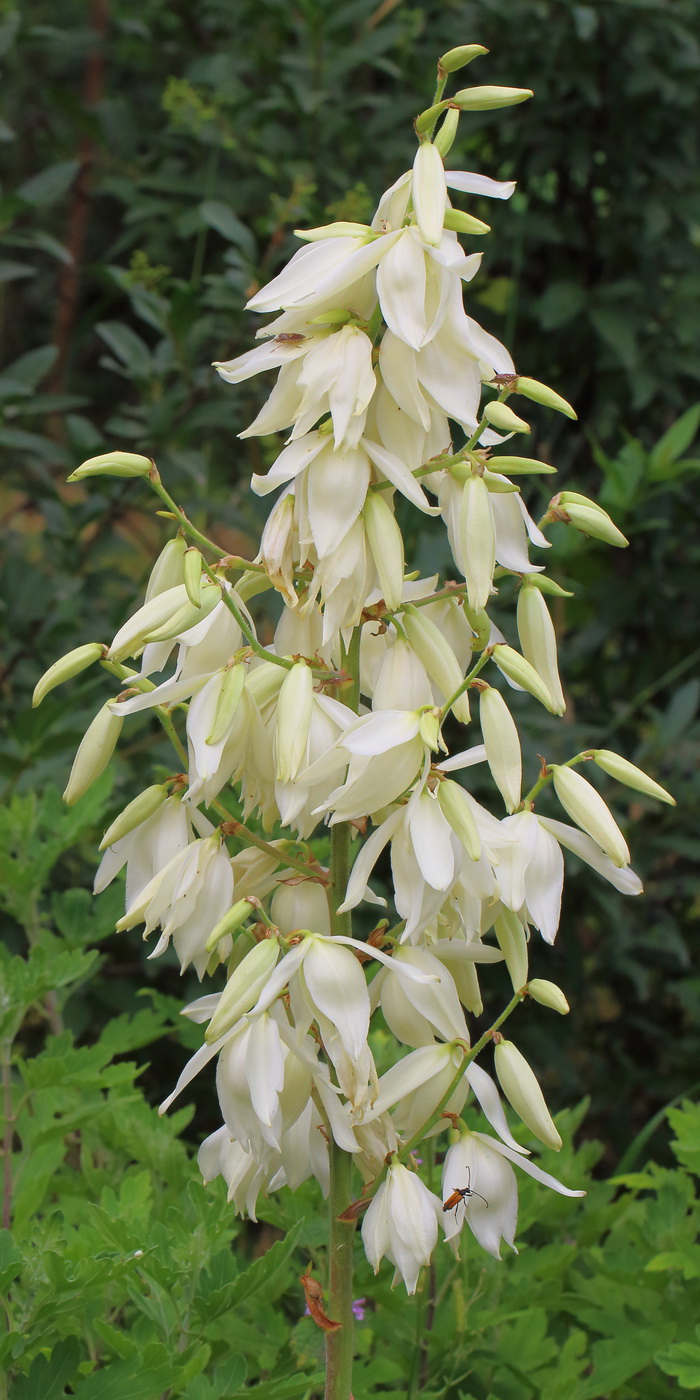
[35,47,672,1294]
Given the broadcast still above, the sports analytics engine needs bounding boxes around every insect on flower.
[443,1165,489,1214]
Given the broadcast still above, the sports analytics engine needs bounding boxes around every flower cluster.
[36,46,674,1296]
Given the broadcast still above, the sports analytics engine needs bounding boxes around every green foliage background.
[1,0,700,1393]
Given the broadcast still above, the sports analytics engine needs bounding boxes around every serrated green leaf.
[12,1337,82,1400]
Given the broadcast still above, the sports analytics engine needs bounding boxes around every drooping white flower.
[441,1129,584,1259]
[361,1161,443,1294]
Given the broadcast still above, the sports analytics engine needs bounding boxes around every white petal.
[537,816,643,895]
[445,171,516,200]
[341,710,421,756]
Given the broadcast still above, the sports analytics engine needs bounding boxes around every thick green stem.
[323,628,360,1400]
[325,1142,356,1400]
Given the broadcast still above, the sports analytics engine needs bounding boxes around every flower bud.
[551,764,630,867]
[402,605,469,723]
[482,470,519,493]
[494,910,528,990]
[207,663,247,745]
[433,106,460,157]
[144,536,187,603]
[204,898,258,956]
[592,749,675,806]
[144,579,221,644]
[32,642,105,708]
[439,44,489,72]
[99,783,170,850]
[412,141,447,246]
[437,779,481,860]
[108,584,190,662]
[205,937,280,1042]
[183,547,203,607]
[454,86,533,111]
[492,644,558,713]
[63,703,123,806]
[459,473,495,612]
[487,456,556,475]
[479,686,521,811]
[528,979,570,1015]
[418,707,444,753]
[66,450,153,482]
[464,603,491,651]
[443,209,491,236]
[294,222,374,242]
[364,493,405,612]
[483,401,530,433]
[528,575,573,598]
[516,582,565,715]
[556,493,628,548]
[414,100,450,136]
[274,661,313,782]
[514,377,577,420]
[494,1039,562,1151]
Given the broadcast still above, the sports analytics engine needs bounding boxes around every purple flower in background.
[352,1298,367,1321]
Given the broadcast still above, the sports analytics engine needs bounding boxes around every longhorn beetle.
[443,1165,489,1214]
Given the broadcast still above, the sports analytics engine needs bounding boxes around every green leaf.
[657,1331,700,1389]
[17,161,80,206]
[649,404,700,477]
[197,1219,304,1321]
[71,1357,173,1400]
[12,1338,81,1400]
[199,200,256,259]
[96,322,154,379]
[0,1228,22,1291]
[6,345,59,387]
[230,1374,323,1400]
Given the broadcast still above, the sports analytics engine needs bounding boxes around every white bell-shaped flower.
[361,1161,443,1294]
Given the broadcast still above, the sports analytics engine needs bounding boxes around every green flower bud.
[483,401,530,433]
[453,85,533,111]
[514,376,577,420]
[183,547,203,607]
[464,603,491,651]
[487,456,556,475]
[99,783,170,850]
[492,644,558,712]
[439,44,489,73]
[517,582,565,715]
[482,470,520,493]
[415,100,451,136]
[204,899,260,956]
[274,661,314,782]
[551,764,630,867]
[207,663,247,745]
[364,493,405,612]
[527,575,574,599]
[433,107,460,157]
[479,686,521,811]
[32,642,105,708]
[403,605,469,723]
[556,494,628,548]
[67,451,153,482]
[144,536,187,603]
[307,308,354,326]
[443,209,491,236]
[144,580,221,644]
[592,749,675,806]
[418,707,444,753]
[528,979,570,1015]
[437,779,481,860]
[294,222,375,242]
[460,473,495,612]
[63,703,123,806]
[205,937,281,1042]
[494,910,528,990]
[494,1038,562,1151]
